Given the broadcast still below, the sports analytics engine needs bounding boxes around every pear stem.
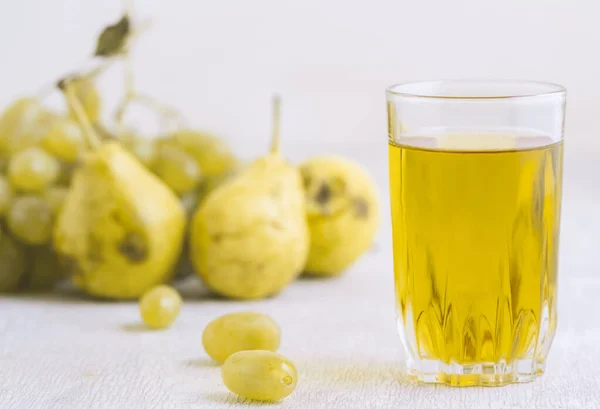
[270,94,281,154]
[124,0,134,16]
[63,80,101,150]
[39,57,111,104]
[85,59,112,81]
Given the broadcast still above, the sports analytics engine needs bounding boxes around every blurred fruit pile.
[0,8,380,300]
[0,92,94,292]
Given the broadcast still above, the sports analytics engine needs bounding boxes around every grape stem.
[114,91,187,135]
[62,80,102,150]
[85,59,113,81]
[270,94,281,154]
[113,0,185,134]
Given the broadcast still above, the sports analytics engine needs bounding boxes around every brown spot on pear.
[117,232,148,263]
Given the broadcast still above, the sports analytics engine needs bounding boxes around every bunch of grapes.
[0,7,239,292]
[0,79,99,292]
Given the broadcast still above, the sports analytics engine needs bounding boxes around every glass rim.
[386,80,566,100]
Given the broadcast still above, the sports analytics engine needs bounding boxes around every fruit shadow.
[298,272,341,281]
[182,357,220,368]
[297,358,415,388]
[173,278,220,301]
[2,283,246,304]
[177,284,284,303]
[202,391,283,406]
[0,289,102,305]
[120,322,153,333]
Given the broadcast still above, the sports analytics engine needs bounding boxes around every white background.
[0,0,598,160]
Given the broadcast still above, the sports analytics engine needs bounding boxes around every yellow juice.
[389,135,562,378]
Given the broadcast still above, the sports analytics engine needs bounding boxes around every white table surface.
[0,145,599,409]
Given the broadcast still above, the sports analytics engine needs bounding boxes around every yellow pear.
[300,156,379,276]
[53,82,185,299]
[54,142,186,299]
[189,97,309,299]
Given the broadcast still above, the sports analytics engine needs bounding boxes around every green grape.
[0,98,40,154]
[67,77,101,122]
[8,147,60,192]
[222,351,298,402]
[24,245,65,291]
[43,186,69,215]
[40,116,84,162]
[0,175,14,216]
[0,99,55,155]
[169,130,238,178]
[7,103,55,156]
[9,108,56,155]
[152,144,202,195]
[139,285,182,329]
[0,232,27,292]
[203,312,281,363]
[7,195,53,245]
[124,137,157,167]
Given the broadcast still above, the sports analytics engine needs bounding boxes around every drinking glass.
[386,80,566,386]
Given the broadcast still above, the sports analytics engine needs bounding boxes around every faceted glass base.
[407,358,545,387]
[396,307,555,387]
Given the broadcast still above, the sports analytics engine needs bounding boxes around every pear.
[197,164,242,204]
[300,156,379,276]
[53,82,186,299]
[189,96,309,299]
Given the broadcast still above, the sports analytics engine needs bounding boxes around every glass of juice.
[386,80,566,386]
